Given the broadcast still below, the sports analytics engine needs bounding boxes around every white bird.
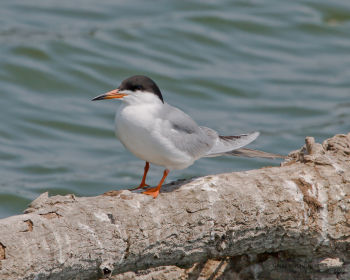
[92,75,283,198]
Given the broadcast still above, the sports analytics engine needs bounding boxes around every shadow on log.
[0,133,349,280]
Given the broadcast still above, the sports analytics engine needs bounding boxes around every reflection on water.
[1,0,349,218]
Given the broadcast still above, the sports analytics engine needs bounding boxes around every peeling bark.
[0,133,349,280]
[22,220,33,232]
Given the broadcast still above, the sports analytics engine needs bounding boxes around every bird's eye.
[135,86,142,91]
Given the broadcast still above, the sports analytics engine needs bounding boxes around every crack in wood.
[293,178,323,213]
[124,237,131,260]
[186,207,209,214]
[40,212,62,219]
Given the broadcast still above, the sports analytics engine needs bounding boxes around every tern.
[92,75,283,198]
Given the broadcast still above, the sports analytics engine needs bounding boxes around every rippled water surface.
[1,0,349,218]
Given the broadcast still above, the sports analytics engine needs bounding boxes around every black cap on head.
[118,75,164,103]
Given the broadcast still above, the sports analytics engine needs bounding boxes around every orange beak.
[92,89,128,101]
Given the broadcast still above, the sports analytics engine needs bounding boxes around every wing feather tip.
[252,131,260,137]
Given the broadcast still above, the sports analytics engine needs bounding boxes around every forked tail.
[226,148,286,159]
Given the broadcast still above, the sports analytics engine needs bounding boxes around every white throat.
[121,90,163,106]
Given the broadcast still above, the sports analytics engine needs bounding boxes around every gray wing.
[158,104,261,159]
[159,104,216,159]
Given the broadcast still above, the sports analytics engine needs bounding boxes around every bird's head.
[92,75,164,104]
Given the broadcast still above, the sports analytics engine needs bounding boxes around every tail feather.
[227,148,286,159]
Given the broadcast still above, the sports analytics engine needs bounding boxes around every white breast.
[115,103,193,170]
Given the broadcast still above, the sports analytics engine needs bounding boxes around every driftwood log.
[0,133,349,280]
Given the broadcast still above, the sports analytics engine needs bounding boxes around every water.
[1,0,349,218]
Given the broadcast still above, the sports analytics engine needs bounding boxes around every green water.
[1,0,349,218]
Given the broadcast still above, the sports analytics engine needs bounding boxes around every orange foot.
[142,169,169,199]
[129,182,149,191]
[142,187,160,199]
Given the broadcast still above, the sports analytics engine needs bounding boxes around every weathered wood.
[0,133,349,280]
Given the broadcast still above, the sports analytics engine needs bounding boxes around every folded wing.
[204,131,260,157]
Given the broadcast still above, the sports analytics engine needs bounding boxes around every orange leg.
[129,162,150,191]
[142,169,169,199]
